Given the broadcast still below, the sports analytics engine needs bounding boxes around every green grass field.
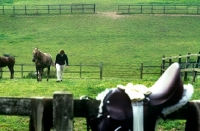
[1,14,200,65]
[1,0,200,130]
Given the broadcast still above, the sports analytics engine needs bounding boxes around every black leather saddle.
[96,62,184,131]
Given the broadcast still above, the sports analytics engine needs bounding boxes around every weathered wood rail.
[0,91,199,130]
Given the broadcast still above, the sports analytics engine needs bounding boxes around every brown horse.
[0,55,15,79]
[32,48,54,82]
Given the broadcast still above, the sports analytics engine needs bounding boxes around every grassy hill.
[1,13,200,66]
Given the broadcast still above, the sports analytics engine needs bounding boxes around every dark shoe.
[61,80,62,81]
[56,80,60,82]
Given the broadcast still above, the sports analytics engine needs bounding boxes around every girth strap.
[132,102,144,131]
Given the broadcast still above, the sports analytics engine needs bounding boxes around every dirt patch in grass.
[98,12,200,19]
[98,12,129,19]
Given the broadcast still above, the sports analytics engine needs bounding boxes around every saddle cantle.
[93,63,193,131]
[149,62,183,107]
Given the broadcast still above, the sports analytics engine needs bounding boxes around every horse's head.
[32,48,40,62]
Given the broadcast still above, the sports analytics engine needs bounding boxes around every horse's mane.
[34,48,45,57]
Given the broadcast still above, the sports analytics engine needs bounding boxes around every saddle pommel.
[149,62,183,107]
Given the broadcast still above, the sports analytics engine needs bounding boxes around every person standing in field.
[55,49,68,82]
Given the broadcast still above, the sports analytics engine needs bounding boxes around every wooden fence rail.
[0,4,96,15]
[0,92,199,130]
[0,63,162,80]
[0,61,199,82]
[118,4,200,14]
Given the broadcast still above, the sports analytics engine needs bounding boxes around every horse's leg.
[42,68,44,78]
[47,66,50,82]
[39,68,43,82]
[8,66,14,79]
[36,67,39,82]
[41,68,44,81]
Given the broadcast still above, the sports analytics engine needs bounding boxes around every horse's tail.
[51,59,55,66]
[48,54,55,66]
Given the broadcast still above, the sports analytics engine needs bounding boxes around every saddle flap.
[105,88,133,120]
[149,62,183,107]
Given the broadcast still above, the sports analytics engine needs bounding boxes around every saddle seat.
[148,62,183,107]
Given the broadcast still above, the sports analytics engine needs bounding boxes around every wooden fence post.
[2,5,4,14]
[13,5,15,14]
[128,5,131,13]
[80,63,82,79]
[30,98,44,131]
[178,54,181,64]
[0,68,2,79]
[21,64,24,78]
[53,91,73,131]
[178,54,182,76]
[140,63,143,79]
[164,5,166,14]
[59,5,61,14]
[192,51,200,83]
[100,62,103,79]
[169,58,172,66]
[25,5,27,15]
[184,53,191,81]
[162,55,165,74]
[36,6,38,14]
[48,5,50,14]
[82,4,84,13]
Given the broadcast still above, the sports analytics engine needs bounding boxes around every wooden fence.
[1,4,200,15]
[0,4,96,15]
[0,63,162,80]
[162,52,200,83]
[0,91,100,130]
[0,91,199,130]
[0,61,199,82]
[118,4,200,14]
